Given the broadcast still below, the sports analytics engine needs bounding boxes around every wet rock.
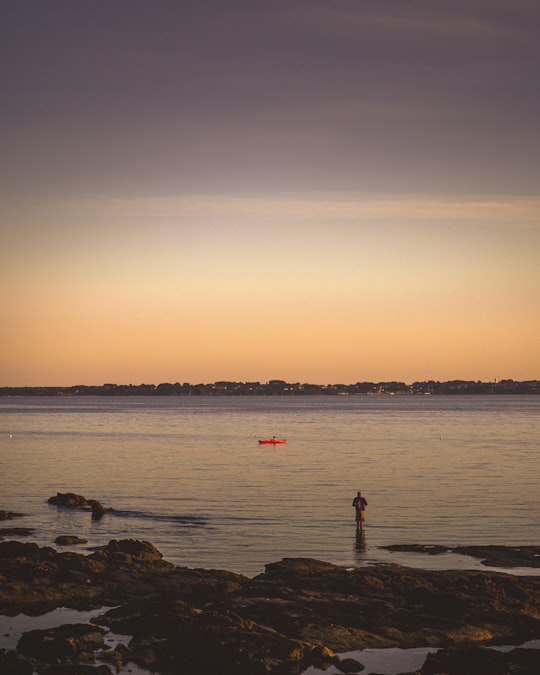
[90,538,163,563]
[0,511,25,521]
[421,645,540,674]
[505,648,540,674]
[50,667,112,674]
[0,528,35,537]
[383,544,450,555]
[97,642,131,671]
[246,557,540,649]
[262,557,343,581]
[454,545,540,568]
[47,495,113,521]
[17,623,106,663]
[55,537,89,546]
[0,648,33,674]
[48,493,89,507]
[0,539,173,612]
[0,539,50,563]
[335,656,365,672]
[87,501,109,520]
[95,597,335,675]
[381,543,540,567]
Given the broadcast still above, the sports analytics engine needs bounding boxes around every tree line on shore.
[0,379,538,396]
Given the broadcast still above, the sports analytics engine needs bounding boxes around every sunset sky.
[1,1,539,386]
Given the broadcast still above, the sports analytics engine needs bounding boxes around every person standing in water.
[352,491,367,530]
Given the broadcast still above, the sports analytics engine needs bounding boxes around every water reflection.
[353,529,367,565]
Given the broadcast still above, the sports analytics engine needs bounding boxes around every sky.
[1,0,539,386]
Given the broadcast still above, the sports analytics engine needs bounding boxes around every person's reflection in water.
[353,529,367,566]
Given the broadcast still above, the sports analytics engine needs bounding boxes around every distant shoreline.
[1,379,538,396]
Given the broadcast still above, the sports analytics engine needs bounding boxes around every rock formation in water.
[54,536,89,546]
[47,492,112,520]
[0,511,25,521]
[47,493,90,507]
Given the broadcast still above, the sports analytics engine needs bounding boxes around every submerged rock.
[0,528,35,538]
[383,544,450,555]
[454,545,540,568]
[0,511,25,521]
[55,536,89,546]
[381,543,540,567]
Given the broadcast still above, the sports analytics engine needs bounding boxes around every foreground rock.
[17,623,107,663]
[421,645,540,674]
[1,541,539,674]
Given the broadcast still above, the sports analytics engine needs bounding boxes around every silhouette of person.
[352,491,367,531]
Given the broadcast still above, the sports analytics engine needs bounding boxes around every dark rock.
[0,649,33,674]
[47,495,113,521]
[0,528,35,537]
[262,557,343,580]
[335,656,365,672]
[90,538,163,562]
[87,501,109,520]
[505,648,540,674]
[17,623,106,663]
[55,537,89,546]
[0,512,25,521]
[421,645,540,674]
[48,493,89,507]
[44,666,112,674]
[454,545,540,568]
[422,645,504,674]
[97,642,130,671]
[382,543,540,567]
[0,540,46,560]
[95,597,331,675]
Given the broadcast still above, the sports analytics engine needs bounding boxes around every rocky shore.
[1,534,540,674]
[1,496,539,673]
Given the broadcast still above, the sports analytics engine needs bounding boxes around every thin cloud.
[50,193,540,230]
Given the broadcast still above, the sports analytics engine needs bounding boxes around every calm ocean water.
[1,395,539,577]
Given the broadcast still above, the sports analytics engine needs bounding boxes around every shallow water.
[0,607,152,674]
[303,639,540,675]
[1,395,539,576]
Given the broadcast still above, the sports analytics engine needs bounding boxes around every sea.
[1,394,539,577]
[2,394,540,674]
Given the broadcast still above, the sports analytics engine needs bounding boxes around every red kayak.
[258,439,287,444]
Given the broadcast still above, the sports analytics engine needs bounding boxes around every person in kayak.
[352,491,367,531]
